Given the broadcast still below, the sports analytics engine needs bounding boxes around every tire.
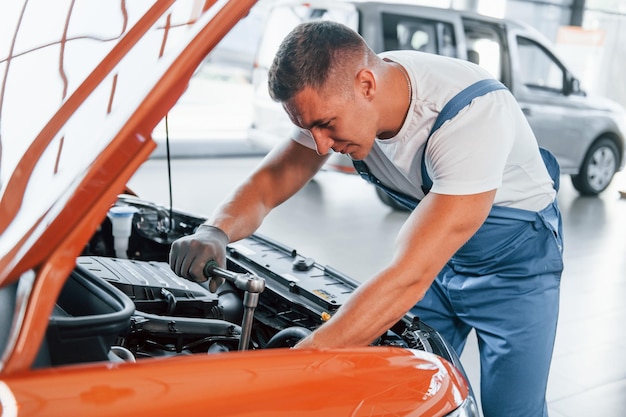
[571,138,620,196]
[375,186,410,211]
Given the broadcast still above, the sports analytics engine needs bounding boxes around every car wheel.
[375,186,410,211]
[571,138,620,195]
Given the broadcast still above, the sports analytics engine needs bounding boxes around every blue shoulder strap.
[421,79,507,194]
[353,78,508,209]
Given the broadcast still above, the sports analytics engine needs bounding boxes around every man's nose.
[311,129,334,156]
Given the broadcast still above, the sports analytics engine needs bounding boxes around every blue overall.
[353,79,563,417]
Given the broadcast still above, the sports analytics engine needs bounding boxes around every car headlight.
[444,395,480,417]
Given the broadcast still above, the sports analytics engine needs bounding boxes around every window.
[517,36,565,93]
[381,13,457,57]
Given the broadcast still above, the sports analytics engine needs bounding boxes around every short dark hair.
[268,21,367,102]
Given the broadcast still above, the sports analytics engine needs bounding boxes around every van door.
[509,34,591,173]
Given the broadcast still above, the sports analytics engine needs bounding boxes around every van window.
[517,36,564,93]
[463,19,506,83]
[381,13,457,57]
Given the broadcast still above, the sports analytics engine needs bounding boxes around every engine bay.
[38,196,458,368]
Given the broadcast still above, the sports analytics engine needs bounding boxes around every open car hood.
[0,0,257,288]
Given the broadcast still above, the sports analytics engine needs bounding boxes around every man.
[169,21,563,417]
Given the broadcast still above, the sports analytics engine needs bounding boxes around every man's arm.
[295,189,496,348]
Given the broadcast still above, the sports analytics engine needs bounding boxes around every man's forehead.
[283,87,328,130]
[282,100,306,129]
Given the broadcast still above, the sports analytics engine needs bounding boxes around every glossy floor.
[129,154,626,417]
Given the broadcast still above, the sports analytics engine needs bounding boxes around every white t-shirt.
[293,50,556,211]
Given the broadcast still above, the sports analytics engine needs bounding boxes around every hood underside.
[0,0,257,287]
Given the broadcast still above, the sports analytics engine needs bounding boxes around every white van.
[248,0,626,202]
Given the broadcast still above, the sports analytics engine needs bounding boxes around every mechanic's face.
[283,84,377,161]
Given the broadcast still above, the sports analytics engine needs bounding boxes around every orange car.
[0,1,477,416]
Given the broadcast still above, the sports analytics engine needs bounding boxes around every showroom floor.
[129,153,626,417]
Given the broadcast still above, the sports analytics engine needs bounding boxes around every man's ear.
[355,68,376,100]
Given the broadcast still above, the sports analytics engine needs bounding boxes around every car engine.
[39,195,460,369]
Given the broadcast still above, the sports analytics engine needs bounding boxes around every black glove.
[169,224,229,292]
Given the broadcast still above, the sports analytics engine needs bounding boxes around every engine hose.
[265,327,312,348]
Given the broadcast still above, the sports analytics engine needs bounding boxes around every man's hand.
[169,224,229,292]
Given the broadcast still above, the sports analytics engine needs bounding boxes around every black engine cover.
[76,256,220,319]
